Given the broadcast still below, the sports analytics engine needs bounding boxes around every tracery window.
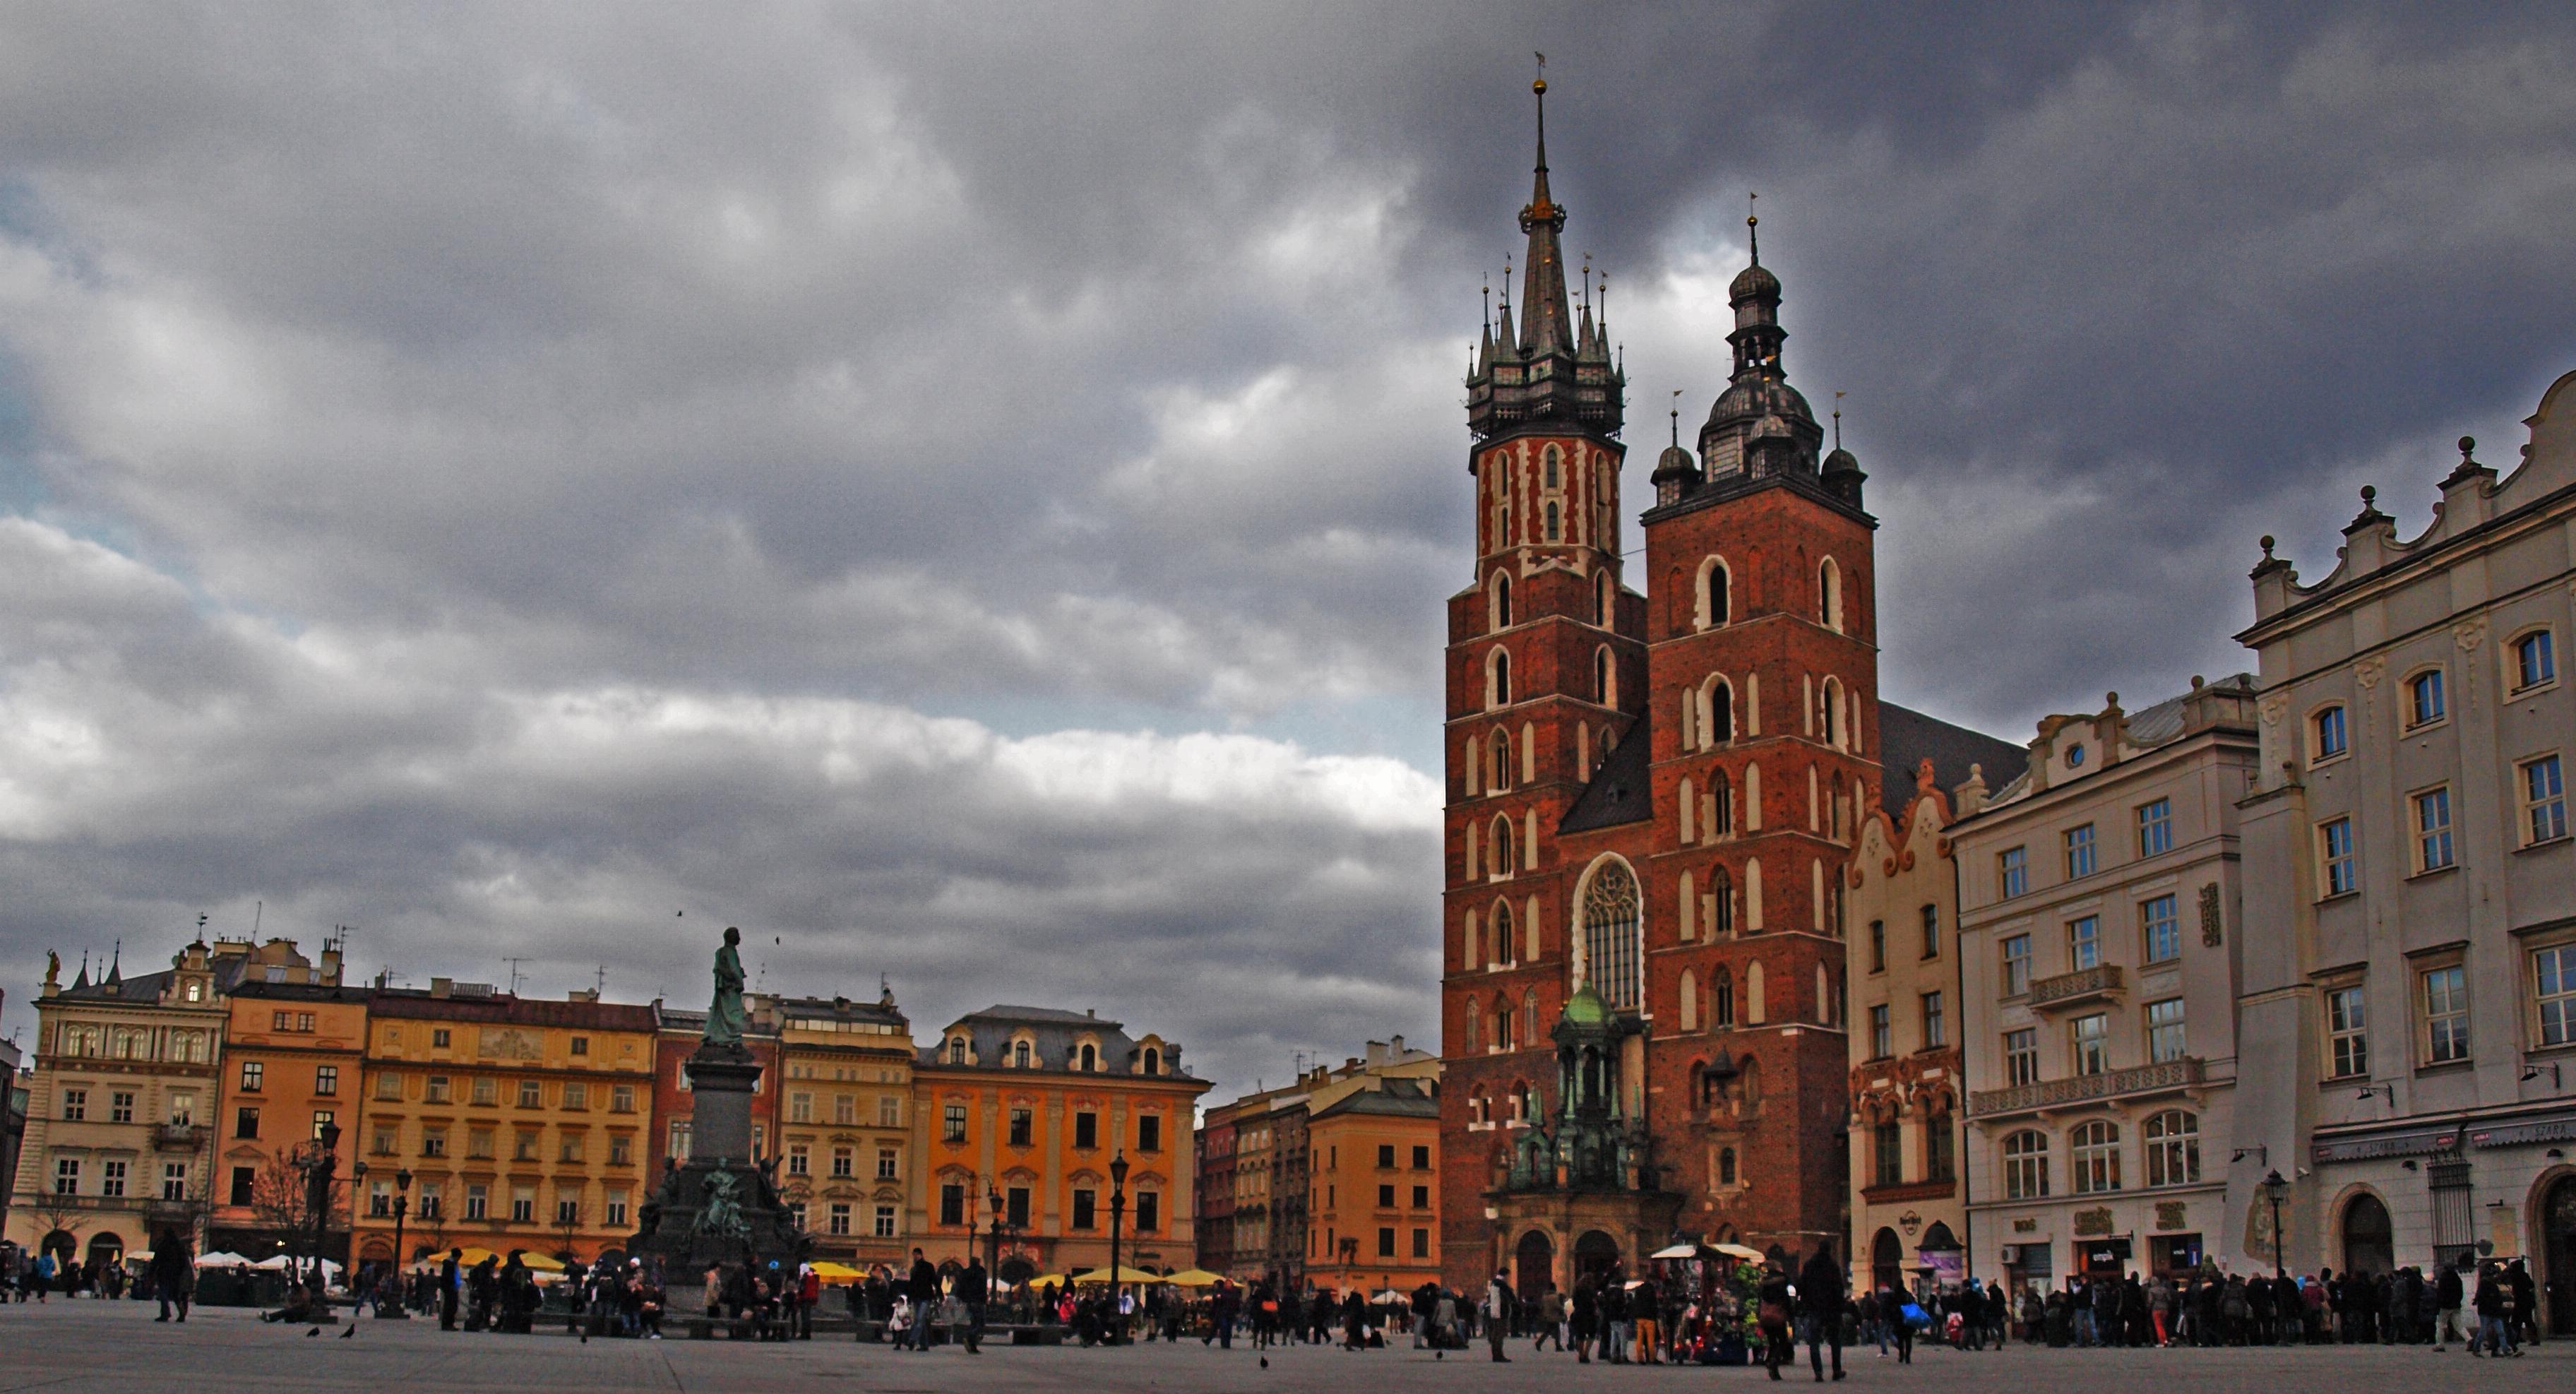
[1581,860,1642,1012]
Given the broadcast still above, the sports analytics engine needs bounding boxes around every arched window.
[1705,678,1734,747]
[1078,1043,1098,1073]
[1142,1047,1161,1076]
[1545,501,1561,542]
[1678,776,1696,843]
[1711,968,1734,1027]
[1491,900,1515,967]
[1698,557,1731,630]
[1719,1147,1737,1186]
[1491,572,1513,630]
[1819,556,1842,632]
[1466,1011,1481,1054]
[1491,816,1516,877]
[1579,859,1643,1011]
[1596,571,1614,625]
[1745,960,1766,1025]
[2144,1110,2200,1187]
[2070,1120,2121,1193]
[1488,729,1511,793]
[1821,677,1844,749]
[1487,648,1512,708]
[1595,648,1614,705]
[1013,1039,1031,1069]
[948,1037,967,1065]
[1544,446,1561,489]
[1709,770,1734,836]
[1678,970,1699,1031]
[2003,1130,2050,1199]
[1493,997,1515,1052]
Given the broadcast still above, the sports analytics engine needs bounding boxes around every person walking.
[2471,1262,2510,1357]
[1484,1270,1515,1362]
[1797,1243,1846,1381]
[1758,1263,1796,1381]
[1570,1277,1598,1364]
[1632,1273,1662,1364]
[956,1255,987,1354]
[1533,1282,1565,1352]
[148,1243,194,1323]
[905,1249,941,1351]
[2435,1260,2466,1350]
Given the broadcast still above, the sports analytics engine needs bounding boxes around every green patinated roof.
[1561,984,1610,1027]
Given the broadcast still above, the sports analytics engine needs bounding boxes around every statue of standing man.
[704,926,749,1051]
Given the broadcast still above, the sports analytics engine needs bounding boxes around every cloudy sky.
[2,3,2570,1095]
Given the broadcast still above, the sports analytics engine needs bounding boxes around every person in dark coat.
[1796,1244,1845,1381]
[439,1249,462,1330]
[955,1256,987,1353]
[2435,1261,2467,1349]
[905,1249,940,1350]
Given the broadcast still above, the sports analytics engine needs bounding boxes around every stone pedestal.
[628,1044,804,1313]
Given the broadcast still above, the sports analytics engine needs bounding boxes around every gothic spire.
[1516,76,1573,357]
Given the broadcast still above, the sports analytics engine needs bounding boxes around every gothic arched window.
[1491,900,1515,967]
[1596,571,1614,625]
[1545,501,1561,542]
[1491,816,1516,878]
[1820,556,1843,633]
[1595,648,1614,704]
[1491,571,1513,630]
[1712,967,1734,1026]
[1488,648,1511,708]
[1488,729,1512,793]
[1580,859,1642,1012]
[1544,446,1561,489]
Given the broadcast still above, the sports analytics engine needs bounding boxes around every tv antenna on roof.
[502,957,529,996]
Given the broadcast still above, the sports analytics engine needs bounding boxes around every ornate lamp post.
[1107,1151,1130,1345]
[388,1167,414,1316]
[309,1122,342,1293]
[985,1180,1005,1279]
[2261,1169,2289,1286]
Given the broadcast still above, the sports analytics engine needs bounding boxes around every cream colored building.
[771,992,915,1268]
[1952,679,2258,1292]
[1845,759,1988,1296]
[8,936,339,1269]
[2233,375,2576,1328]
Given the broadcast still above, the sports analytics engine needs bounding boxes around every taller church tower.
[1442,81,1883,1295]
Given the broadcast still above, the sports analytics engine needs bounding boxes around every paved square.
[0,1302,2568,1391]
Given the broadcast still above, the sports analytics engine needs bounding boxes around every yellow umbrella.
[809,1262,864,1281]
[1025,1273,1071,1290]
[455,1246,501,1266]
[1071,1265,1162,1285]
[1160,1268,1224,1287]
[515,1251,566,1272]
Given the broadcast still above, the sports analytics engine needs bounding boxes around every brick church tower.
[1441,81,1988,1295]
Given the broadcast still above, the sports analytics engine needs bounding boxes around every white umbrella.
[1650,1243,1704,1261]
[194,1251,249,1268]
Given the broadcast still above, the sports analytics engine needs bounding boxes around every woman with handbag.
[1757,1264,1796,1381]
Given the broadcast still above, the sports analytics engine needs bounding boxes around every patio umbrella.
[193,1251,249,1268]
[1650,1243,1705,1261]
[1025,1273,1070,1290]
[1710,1243,1766,1263]
[1160,1268,1224,1287]
[513,1251,566,1272]
[1371,1289,1408,1304]
[1071,1265,1160,1285]
[809,1262,865,1281]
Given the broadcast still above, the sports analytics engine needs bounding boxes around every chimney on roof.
[1086,1008,1095,1018]
[1390,1034,1405,1056]
[429,977,453,999]
[568,989,598,1003]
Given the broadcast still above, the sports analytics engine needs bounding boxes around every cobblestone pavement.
[0,1303,2568,1392]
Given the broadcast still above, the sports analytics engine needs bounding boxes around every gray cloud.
[2,2,2571,1094]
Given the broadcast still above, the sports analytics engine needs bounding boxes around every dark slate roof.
[225,981,370,1003]
[773,994,909,1030]
[1558,715,1654,833]
[1876,701,2022,818]
[922,1005,1199,1081]
[1311,1077,1439,1121]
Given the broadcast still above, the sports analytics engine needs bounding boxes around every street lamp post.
[986,1181,1005,1279]
[309,1122,342,1296]
[1107,1152,1130,1345]
[2261,1169,2289,1288]
[388,1167,414,1317]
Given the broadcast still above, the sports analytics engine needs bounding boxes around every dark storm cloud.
[1,1,2570,1092]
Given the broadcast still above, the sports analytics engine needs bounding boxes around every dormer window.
[1143,1047,1161,1076]
[947,1037,966,1066]
[1078,1043,1098,1073]
[1013,1040,1032,1069]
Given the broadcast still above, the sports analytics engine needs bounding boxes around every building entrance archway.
[2542,1174,2576,1336]
[1515,1230,1555,1301]
[1871,1228,1902,1294]
[85,1232,126,1272]
[1573,1229,1621,1282]
[2341,1193,2393,1277]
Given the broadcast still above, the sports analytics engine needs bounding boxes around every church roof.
[1558,715,1654,833]
[1874,701,2022,817]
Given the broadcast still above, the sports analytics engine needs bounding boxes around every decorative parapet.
[2027,963,2125,1011]
[1969,1056,2203,1117]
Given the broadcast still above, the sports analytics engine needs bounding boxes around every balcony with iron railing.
[2026,963,2125,1013]
[153,1122,207,1151]
[1969,1056,2205,1117]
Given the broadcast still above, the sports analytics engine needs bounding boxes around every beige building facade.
[2233,375,2576,1332]
[772,992,915,1268]
[1953,679,2258,1292]
[1845,759,1984,1295]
